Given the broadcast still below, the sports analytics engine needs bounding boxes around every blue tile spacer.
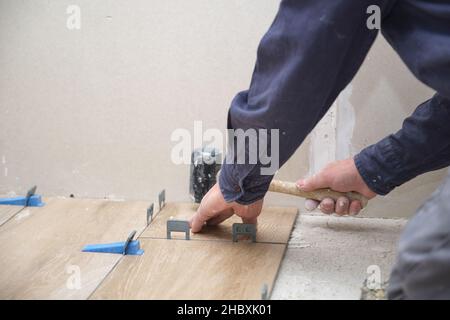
[82,240,144,255]
[83,230,143,256]
[0,194,45,207]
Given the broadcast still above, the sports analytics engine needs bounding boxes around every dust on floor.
[271,213,407,299]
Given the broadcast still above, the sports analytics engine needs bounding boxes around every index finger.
[189,183,231,233]
[190,204,216,233]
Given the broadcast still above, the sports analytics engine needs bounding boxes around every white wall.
[0,0,447,218]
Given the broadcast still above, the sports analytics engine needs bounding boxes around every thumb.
[297,172,329,192]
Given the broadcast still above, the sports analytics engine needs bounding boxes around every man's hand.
[190,183,263,233]
[297,158,377,215]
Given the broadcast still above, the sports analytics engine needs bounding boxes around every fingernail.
[296,180,305,189]
[305,200,316,211]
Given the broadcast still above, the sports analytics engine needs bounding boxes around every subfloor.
[272,213,407,299]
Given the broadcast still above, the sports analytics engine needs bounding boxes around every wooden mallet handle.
[268,179,368,208]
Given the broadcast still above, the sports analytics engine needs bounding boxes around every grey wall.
[0,0,447,218]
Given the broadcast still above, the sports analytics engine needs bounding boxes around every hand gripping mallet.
[268,179,369,208]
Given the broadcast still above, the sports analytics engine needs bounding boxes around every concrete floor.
[272,213,407,299]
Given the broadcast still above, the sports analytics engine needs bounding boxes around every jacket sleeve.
[220,0,450,203]
[218,0,384,204]
[355,94,450,195]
